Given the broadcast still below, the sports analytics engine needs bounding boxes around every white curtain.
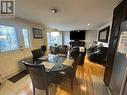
[22,29,30,48]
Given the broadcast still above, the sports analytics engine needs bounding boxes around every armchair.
[87,46,108,65]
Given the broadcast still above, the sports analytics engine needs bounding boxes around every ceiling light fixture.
[87,24,90,26]
[51,9,57,13]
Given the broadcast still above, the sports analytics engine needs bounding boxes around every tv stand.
[70,41,85,48]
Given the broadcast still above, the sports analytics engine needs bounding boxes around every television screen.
[70,30,85,40]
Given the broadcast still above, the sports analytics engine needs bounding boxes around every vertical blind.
[0,25,19,52]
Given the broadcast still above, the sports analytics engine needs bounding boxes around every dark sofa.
[49,45,68,56]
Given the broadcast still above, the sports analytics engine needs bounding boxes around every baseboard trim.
[0,68,26,83]
[106,86,112,95]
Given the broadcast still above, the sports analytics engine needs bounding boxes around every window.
[0,25,31,52]
[47,32,62,47]
[0,25,19,52]
[22,29,30,48]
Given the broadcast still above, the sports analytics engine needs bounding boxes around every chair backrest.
[50,46,55,53]
[22,61,48,90]
[62,45,68,53]
[41,45,47,51]
[31,49,43,61]
[71,47,80,58]
[50,46,59,54]
[72,54,82,76]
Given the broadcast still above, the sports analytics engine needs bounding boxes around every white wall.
[84,30,98,48]
[85,30,98,42]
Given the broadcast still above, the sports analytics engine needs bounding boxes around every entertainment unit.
[70,41,85,48]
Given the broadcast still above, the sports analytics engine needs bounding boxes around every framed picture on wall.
[33,28,43,38]
[98,26,110,43]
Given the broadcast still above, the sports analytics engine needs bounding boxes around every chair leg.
[46,89,48,95]
[71,79,73,90]
[33,86,35,95]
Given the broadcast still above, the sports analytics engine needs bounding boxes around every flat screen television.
[70,30,85,40]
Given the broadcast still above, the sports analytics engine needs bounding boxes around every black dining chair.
[59,54,81,89]
[49,46,59,55]
[22,61,57,95]
[41,45,47,55]
[70,46,80,59]
[31,48,43,62]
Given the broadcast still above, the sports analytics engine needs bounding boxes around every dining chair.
[31,48,43,62]
[70,46,80,59]
[41,45,47,55]
[22,61,57,95]
[59,54,81,89]
[49,46,59,55]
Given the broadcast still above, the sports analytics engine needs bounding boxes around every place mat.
[57,54,66,57]
[62,59,74,66]
[41,62,55,69]
[8,70,28,83]
[38,56,48,60]
[51,64,69,71]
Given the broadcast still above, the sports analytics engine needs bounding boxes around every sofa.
[58,45,68,54]
[49,45,68,56]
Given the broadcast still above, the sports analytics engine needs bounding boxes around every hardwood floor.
[53,56,105,95]
[84,56,105,76]
[0,56,106,95]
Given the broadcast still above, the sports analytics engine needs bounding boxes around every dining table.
[42,54,74,72]
[23,54,74,72]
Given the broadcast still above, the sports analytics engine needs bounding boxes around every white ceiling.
[15,0,120,31]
